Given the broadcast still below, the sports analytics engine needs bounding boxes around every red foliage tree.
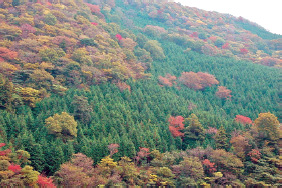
[0,149,11,156]
[169,126,184,137]
[8,164,21,174]
[136,147,150,162]
[202,159,216,175]
[168,116,184,137]
[115,34,123,41]
[216,86,232,99]
[85,3,104,18]
[91,22,98,26]
[247,149,261,163]
[222,42,229,49]
[240,48,249,55]
[179,72,219,90]
[86,3,100,14]
[230,135,249,159]
[0,143,6,147]
[158,76,171,87]
[235,115,252,125]
[37,175,56,188]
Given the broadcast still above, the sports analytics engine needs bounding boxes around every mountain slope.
[0,0,280,187]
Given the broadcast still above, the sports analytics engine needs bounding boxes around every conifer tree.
[214,125,228,150]
[182,114,205,149]
[71,95,93,124]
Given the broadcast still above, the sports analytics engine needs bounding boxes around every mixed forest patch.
[0,0,281,187]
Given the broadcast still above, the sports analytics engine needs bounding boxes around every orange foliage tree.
[0,47,18,62]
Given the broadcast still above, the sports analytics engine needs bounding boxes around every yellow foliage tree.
[21,165,39,186]
[45,112,78,140]
[253,112,279,144]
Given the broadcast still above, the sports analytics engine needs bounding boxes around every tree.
[235,115,252,125]
[55,162,90,187]
[37,175,56,188]
[179,72,219,90]
[253,112,279,144]
[172,157,204,180]
[168,116,184,137]
[182,114,205,149]
[45,112,77,140]
[230,135,249,160]
[210,149,243,174]
[202,159,216,176]
[0,47,18,62]
[158,74,176,87]
[71,95,93,124]
[144,40,165,60]
[214,126,228,150]
[108,144,119,157]
[216,86,232,99]
[117,157,138,185]
[21,165,40,186]
[0,74,14,110]
[16,87,43,108]
[44,13,57,26]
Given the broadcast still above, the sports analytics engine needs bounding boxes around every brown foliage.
[179,71,219,90]
[216,86,232,99]
[158,73,176,87]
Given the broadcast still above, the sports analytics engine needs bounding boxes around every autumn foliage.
[116,34,123,41]
[216,86,232,99]
[247,149,261,163]
[179,72,219,90]
[37,175,56,188]
[235,115,252,125]
[158,73,177,87]
[8,164,21,174]
[168,116,184,137]
[0,47,18,62]
[202,159,216,174]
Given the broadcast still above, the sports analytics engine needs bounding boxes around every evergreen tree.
[182,114,205,149]
[71,95,93,125]
[214,125,228,150]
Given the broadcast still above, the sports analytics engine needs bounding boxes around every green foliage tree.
[0,74,13,110]
[71,95,93,124]
[214,126,228,150]
[144,40,165,60]
[44,13,57,26]
[182,114,205,149]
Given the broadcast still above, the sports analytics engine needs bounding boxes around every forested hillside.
[0,0,281,187]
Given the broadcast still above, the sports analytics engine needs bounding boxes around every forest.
[0,0,281,187]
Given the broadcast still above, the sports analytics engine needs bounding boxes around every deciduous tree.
[45,112,77,140]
